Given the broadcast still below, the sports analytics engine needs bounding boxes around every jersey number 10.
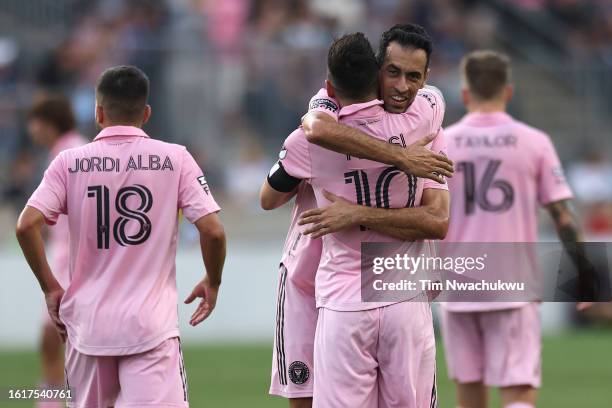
[87,185,153,249]
[344,168,417,231]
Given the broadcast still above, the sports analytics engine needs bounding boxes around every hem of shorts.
[269,388,313,398]
[452,375,541,389]
[66,328,180,356]
[439,302,532,313]
[112,403,188,407]
[484,379,541,389]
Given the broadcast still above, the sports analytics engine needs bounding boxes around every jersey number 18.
[87,184,153,249]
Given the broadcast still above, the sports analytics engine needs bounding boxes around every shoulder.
[284,127,307,144]
[509,118,552,146]
[308,88,340,115]
[417,85,445,109]
[443,121,463,138]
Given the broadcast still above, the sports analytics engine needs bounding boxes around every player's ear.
[95,104,104,128]
[142,105,152,125]
[461,87,470,107]
[504,84,514,103]
[423,67,430,86]
[325,80,336,99]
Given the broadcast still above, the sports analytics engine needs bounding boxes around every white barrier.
[0,242,569,349]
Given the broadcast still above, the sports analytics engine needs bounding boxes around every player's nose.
[394,79,409,95]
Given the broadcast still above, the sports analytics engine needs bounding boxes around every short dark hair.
[28,94,76,134]
[95,65,149,123]
[461,50,511,101]
[327,33,379,100]
[377,24,433,68]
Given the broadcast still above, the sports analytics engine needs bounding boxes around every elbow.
[436,217,450,240]
[15,224,27,240]
[303,120,325,144]
[260,194,277,211]
[430,217,449,240]
[204,222,226,245]
[15,216,36,240]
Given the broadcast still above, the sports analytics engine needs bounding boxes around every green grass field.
[1,328,610,407]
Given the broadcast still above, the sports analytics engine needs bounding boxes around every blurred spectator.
[0,0,611,217]
[567,152,612,235]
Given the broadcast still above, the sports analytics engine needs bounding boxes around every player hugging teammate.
[262,25,451,408]
[14,21,595,408]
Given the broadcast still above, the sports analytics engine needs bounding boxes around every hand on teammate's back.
[185,276,220,326]
[45,288,66,342]
[298,190,359,238]
[399,134,453,183]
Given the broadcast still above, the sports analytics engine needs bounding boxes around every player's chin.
[384,99,408,113]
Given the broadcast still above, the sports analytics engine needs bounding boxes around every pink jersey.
[27,126,220,355]
[441,112,573,312]
[280,98,448,311]
[308,85,445,134]
[48,131,88,289]
[279,182,322,292]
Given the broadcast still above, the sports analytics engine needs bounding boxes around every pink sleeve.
[414,86,446,136]
[178,148,221,223]
[279,128,312,180]
[422,128,449,191]
[27,153,67,225]
[307,88,340,121]
[537,135,573,204]
[428,86,445,135]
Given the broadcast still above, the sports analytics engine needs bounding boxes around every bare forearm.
[16,228,59,293]
[367,224,433,241]
[349,205,445,241]
[547,200,598,298]
[200,233,226,286]
[548,200,584,249]
[306,120,400,166]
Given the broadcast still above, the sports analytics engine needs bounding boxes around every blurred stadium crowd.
[0,0,611,242]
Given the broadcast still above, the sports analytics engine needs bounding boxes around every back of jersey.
[441,112,572,312]
[280,99,448,311]
[28,126,220,355]
[444,112,572,243]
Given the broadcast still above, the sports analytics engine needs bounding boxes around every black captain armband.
[267,161,301,192]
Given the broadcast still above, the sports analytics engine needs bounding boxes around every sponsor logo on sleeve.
[419,92,437,109]
[308,98,339,113]
[197,175,210,194]
[552,166,567,183]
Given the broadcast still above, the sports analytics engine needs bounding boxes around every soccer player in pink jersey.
[262,33,449,407]
[266,24,452,408]
[27,95,88,408]
[439,51,589,408]
[16,66,226,407]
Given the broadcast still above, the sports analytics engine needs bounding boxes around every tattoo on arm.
[547,200,597,299]
[548,200,581,244]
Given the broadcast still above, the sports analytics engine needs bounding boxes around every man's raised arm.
[302,111,453,184]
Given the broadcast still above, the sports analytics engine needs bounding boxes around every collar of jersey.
[94,126,150,141]
[338,99,384,119]
[461,111,513,126]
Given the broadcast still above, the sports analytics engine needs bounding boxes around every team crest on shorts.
[288,361,310,385]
